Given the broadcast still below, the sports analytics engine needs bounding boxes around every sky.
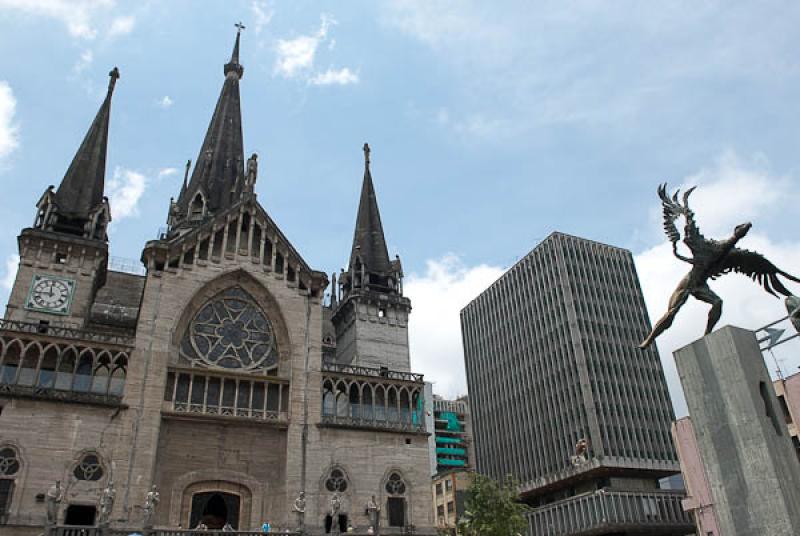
[1,0,799,417]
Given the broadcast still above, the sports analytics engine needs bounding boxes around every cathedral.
[0,29,433,535]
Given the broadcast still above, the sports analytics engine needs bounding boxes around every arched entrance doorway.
[190,491,241,529]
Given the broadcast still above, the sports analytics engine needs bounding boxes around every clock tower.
[4,68,119,328]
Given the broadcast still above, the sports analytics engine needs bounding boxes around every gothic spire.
[348,143,392,276]
[54,67,119,219]
[176,25,245,219]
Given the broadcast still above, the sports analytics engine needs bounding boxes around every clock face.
[26,275,75,314]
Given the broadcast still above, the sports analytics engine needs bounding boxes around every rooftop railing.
[0,318,135,347]
[526,489,692,536]
[322,362,424,383]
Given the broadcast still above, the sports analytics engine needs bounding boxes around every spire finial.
[225,23,245,78]
[363,143,371,169]
[107,67,120,96]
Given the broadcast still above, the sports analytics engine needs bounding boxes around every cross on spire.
[363,143,371,168]
[107,67,120,95]
[235,21,246,32]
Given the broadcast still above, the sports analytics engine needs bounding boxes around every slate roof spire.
[54,67,119,219]
[348,143,392,276]
[176,25,246,219]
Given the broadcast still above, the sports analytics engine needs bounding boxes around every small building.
[432,471,471,535]
[431,396,474,473]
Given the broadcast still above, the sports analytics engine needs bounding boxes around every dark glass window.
[325,469,348,492]
[385,473,406,495]
[0,448,20,476]
[73,454,103,481]
[0,480,15,522]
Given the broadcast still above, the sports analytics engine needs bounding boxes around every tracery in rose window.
[180,287,277,371]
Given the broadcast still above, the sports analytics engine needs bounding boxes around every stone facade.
[0,32,433,535]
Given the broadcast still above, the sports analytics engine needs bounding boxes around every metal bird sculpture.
[639,184,800,348]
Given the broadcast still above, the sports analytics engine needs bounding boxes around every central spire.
[349,143,392,276]
[176,25,246,221]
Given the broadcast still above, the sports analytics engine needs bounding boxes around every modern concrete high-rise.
[460,232,693,535]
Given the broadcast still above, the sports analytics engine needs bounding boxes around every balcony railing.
[526,490,692,536]
[323,362,424,383]
[321,413,426,433]
[52,527,299,536]
[163,369,289,424]
[0,318,134,347]
[0,383,122,406]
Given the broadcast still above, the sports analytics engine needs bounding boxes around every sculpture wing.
[712,248,800,297]
[658,184,682,244]
[658,184,705,253]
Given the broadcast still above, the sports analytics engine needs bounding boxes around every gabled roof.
[55,67,119,218]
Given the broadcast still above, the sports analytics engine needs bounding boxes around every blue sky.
[1,1,799,415]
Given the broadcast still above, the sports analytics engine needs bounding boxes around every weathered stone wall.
[303,426,433,533]
[0,397,126,527]
[153,418,288,530]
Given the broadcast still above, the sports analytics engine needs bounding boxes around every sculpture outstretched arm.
[671,243,693,264]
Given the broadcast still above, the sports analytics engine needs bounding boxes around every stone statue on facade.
[292,491,306,532]
[366,495,380,534]
[640,184,800,348]
[330,493,342,535]
[45,480,62,527]
[98,478,116,526]
[246,153,258,191]
[570,438,589,467]
[142,485,160,528]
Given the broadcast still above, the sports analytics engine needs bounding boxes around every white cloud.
[273,13,358,86]
[107,166,146,221]
[1,254,19,292]
[73,49,94,74]
[274,14,335,78]
[404,152,800,416]
[157,167,177,179]
[309,67,359,86]
[0,0,115,39]
[108,14,134,37]
[382,2,800,139]
[0,81,19,161]
[251,1,274,34]
[635,153,800,416]
[157,95,173,109]
[405,255,505,397]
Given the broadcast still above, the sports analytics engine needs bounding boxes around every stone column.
[674,325,800,536]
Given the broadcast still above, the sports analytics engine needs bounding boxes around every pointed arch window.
[73,453,103,481]
[180,287,278,372]
[0,446,20,523]
[385,472,406,496]
[189,193,206,221]
[325,468,348,493]
[0,448,19,477]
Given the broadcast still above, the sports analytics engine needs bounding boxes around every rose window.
[180,287,277,371]
[0,447,19,476]
[74,453,103,481]
[325,468,348,492]
[385,473,406,496]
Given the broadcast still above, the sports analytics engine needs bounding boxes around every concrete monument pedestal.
[674,325,800,536]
